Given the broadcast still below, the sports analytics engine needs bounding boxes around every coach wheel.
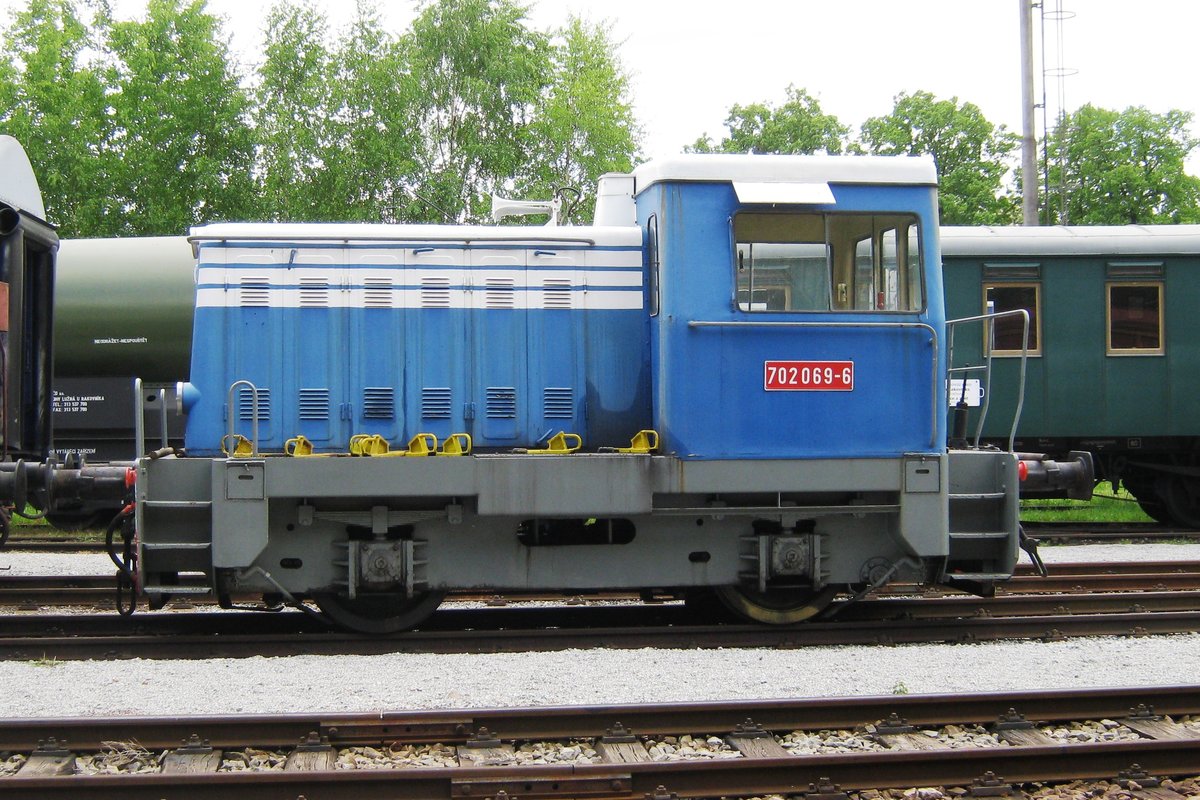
[314,591,445,634]
[46,511,108,532]
[1123,474,1172,526]
[1161,477,1200,530]
[1134,495,1172,526]
[715,585,839,625]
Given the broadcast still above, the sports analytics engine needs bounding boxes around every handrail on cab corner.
[224,379,263,457]
[686,319,940,448]
[946,308,1030,453]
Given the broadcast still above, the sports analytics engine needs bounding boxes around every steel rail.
[2,686,1200,797]
[2,607,1200,660]
[7,587,1200,632]
[6,743,1200,800]
[6,684,1200,749]
[5,560,1200,607]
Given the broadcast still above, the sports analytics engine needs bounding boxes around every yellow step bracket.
[220,434,254,458]
[285,435,315,456]
[438,433,472,456]
[400,433,439,456]
[350,432,440,457]
[526,431,582,455]
[349,433,391,456]
[617,429,660,454]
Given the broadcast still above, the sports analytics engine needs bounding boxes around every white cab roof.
[632,154,937,195]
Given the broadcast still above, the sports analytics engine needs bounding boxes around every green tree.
[106,0,255,235]
[858,91,1019,225]
[0,0,116,236]
[254,1,339,220]
[1044,104,1200,224]
[521,16,641,223]
[325,2,420,222]
[399,0,551,223]
[687,85,849,155]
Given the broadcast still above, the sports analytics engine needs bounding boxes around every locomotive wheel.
[1161,477,1200,529]
[314,591,445,634]
[715,585,839,625]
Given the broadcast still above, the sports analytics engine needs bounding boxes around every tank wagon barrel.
[2,145,1094,630]
[55,236,195,382]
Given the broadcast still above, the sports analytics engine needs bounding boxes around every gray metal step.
[949,530,1011,540]
[142,585,212,595]
[944,572,1008,581]
[141,542,211,550]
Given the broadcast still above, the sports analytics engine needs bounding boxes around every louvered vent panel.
[299,277,330,307]
[237,387,272,420]
[485,278,516,309]
[543,387,573,419]
[298,388,330,420]
[544,279,572,309]
[421,277,452,308]
[240,276,270,307]
[486,387,517,419]
[421,387,452,419]
[363,387,396,419]
[364,277,394,308]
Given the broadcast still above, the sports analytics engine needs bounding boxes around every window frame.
[982,281,1042,357]
[1106,280,1164,356]
[731,211,925,314]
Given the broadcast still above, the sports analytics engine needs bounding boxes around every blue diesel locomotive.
[5,149,1080,631]
[134,154,1026,631]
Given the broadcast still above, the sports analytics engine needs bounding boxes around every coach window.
[983,283,1040,355]
[734,212,921,312]
[1107,282,1163,355]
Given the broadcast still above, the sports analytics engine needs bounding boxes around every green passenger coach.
[941,225,1200,527]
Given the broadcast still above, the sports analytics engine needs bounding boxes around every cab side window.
[734,212,922,313]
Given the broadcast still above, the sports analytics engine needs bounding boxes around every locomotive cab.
[634,156,1021,617]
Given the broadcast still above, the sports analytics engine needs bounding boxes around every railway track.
[2,686,1199,797]
[4,560,1200,610]
[1,538,107,552]
[3,588,1200,659]
[1021,521,1200,542]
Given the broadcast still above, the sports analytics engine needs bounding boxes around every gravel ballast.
[1,543,1198,718]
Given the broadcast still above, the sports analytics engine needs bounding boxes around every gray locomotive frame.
[136,447,1019,605]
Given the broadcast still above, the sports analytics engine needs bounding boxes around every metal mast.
[1020,0,1039,225]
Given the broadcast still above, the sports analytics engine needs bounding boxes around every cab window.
[1107,282,1163,355]
[734,212,922,312]
[984,283,1040,355]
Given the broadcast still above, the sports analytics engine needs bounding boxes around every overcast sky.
[3,0,1198,168]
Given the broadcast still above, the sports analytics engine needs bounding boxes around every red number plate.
[764,360,854,391]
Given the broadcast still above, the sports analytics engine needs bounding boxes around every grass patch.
[7,505,107,541]
[1020,482,1153,524]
